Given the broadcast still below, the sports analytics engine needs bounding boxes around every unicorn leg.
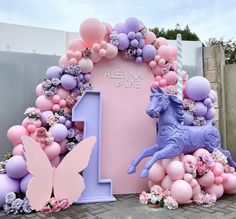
[217,147,236,168]
[128,144,160,174]
[140,144,181,178]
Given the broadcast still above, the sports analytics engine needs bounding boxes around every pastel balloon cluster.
[148,148,236,205]
[183,76,217,126]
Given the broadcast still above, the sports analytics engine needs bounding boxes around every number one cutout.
[72,90,116,203]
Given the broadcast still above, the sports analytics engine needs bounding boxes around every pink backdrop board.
[91,55,156,194]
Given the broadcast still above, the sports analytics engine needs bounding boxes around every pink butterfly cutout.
[21,135,96,211]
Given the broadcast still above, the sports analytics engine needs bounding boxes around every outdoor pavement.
[1,194,236,219]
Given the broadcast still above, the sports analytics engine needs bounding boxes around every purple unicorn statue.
[128,87,236,178]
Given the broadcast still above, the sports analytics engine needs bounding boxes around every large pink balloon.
[171,180,193,204]
[44,142,61,160]
[78,58,94,73]
[161,175,173,190]
[222,173,236,193]
[105,43,118,59]
[35,95,53,112]
[198,170,214,187]
[192,184,201,197]
[155,37,168,46]
[80,18,105,46]
[158,45,172,61]
[193,148,211,160]
[7,125,29,145]
[205,183,224,199]
[162,71,177,86]
[148,162,166,182]
[68,38,87,52]
[167,160,185,180]
[181,155,197,165]
[145,31,156,44]
[171,46,177,59]
[36,83,44,96]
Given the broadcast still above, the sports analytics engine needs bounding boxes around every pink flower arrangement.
[193,192,216,205]
[224,164,235,174]
[196,153,213,177]
[212,149,228,165]
[40,198,70,214]
[35,127,54,145]
[139,191,149,205]
[184,160,197,177]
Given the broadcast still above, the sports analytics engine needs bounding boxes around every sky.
[0,0,235,42]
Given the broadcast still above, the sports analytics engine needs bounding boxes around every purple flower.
[67,128,76,138]
[5,192,16,204]
[63,65,81,76]
[110,31,119,46]
[51,78,61,86]
[11,198,23,211]
[3,204,14,214]
[22,199,32,214]
[42,79,52,89]
[44,90,54,97]
[139,191,149,204]
[66,142,76,151]
[75,133,83,142]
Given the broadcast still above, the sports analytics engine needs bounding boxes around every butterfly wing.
[53,136,96,204]
[21,136,54,211]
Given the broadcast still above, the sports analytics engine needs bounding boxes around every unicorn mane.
[169,95,184,123]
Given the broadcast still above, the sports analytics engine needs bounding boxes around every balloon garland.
[0,17,233,214]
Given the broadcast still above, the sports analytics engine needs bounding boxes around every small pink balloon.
[100,40,107,47]
[190,179,198,187]
[155,75,162,81]
[222,173,236,193]
[78,58,94,73]
[167,160,185,180]
[66,50,74,59]
[154,55,160,62]
[57,87,70,99]
[69,57,77,65]
[90,50,102,63]
[155,37,168,46]
[162,158,171,171]
[152,81,159,89]
[50,156,61,167]
[92,43,100,52]
[52,104,60,112]
[159,79,167,87]
[52,95,61,104]
[158,59,165,67]
[184,173,193,183]
[158,45,172,61]
[59,55,69,67]
[59,99,67,108]
[7,125,29,146]
[149,60,157,68]
[105,43,118,59]
[162,71,177,86]
[212,162,224,176]
[99,48,106,57]
[181,155,197,166]
[171,46,177,59]
[214,176,223,185]
[35,95,53,112]
[74,51,82,60]
[161,175,173,190]
[145,31,156,44]
[44,142,61,160]
[171,180,193,204]
[68,38,87,52]
[152,65,162,76]
[222,173,228,182]
[192,184,201,197]
[36,83,44,97]
[12,144,24,156]
[27,124,36,134]
[193,148,211,160]
[22,118,41,129]
[148,162,166,182]
[205,183,224,199]
[198,170,214,187]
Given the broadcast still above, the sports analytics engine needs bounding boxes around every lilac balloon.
[203,97,212,106]
[131,39,138,47]
[124,17,140,33]
[20,174,32,193]
[77,81,84,88]
[135,32,143,40]
[61,74,77,90]
[186,76,211,101]
[114,23,125,33]
[128,31,136,40]
[194,102,208,116]
[84,73,91,82]
[59,116,66,124]
[5,155,28,179]
[142,45,156,62]
[118,33,130,50]
[40,111,53,126]
[0,174,20,207]
[138,38,145,48]
[208,89,217,103]
[136,48,142,56]
[49,123,68,142]
[183,112,194,125]
[205,107,215,120]
[46,66,62,79]
[135,56,143,63]
[65,120,72,128]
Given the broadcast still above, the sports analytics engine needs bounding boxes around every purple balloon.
[138,38,145,48]
[0,174,20,207]
[136,48,142,56]
[203,97,212,106]
[124,17,140,33]
[20,174,32,193]
[135,56,143,63]
[84,73,91,82]
[205,107,215,120]
[131,39,138,47]
[186,76,211,101]
[40,111,53,126]
[5,155,28,179]
[114,23,125,33]
[128,31,136,40]
[46,66,62,80]
[49,123,68,142]
[78,73,84,80]
[59,116,66,124]
[61,74,77,90]
[183,111,194,125]
[142,45,156,62]
[208,89,217,103]
[193,102,208,116]
[135,32,143,40]
[118,33,130,50]
[65,120,72,128]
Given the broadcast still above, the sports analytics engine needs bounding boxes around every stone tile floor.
[1,194,236,219]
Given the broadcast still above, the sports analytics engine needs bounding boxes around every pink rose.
[48,198,59,207]
[59,199,70,210]
[52,203,61,212]
[139,191,149,204]
[41,206,52,214]
[150,185,163,195]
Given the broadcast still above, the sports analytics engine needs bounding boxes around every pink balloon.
[148,162,166,182]
[152,65,162,76]
[167,160,185,180]
[154,55,160,62]
[44,142,61,160]
[52,95,61,104]
[155,75,162,81]
[198,170,214,187]
[158,45,172,61]
[35,95,53,112]
[78,58,94,73]
[7,125,29,146]
[162,71,177,86]
[69,57,77,65]
[105,43,118,59]
[90,50,102,63]
[162,157,179,171]
[36,83,44,96]
[184,173,193,183]
[158,59,165,67]
[56,87,70,99]
[50,156,61,167]
[214,176,223,185]
[171,46,177,59]
[99,48,107,57]
[161,175,173,190]
[193,148,211,160]
[159,79,167,87]
[181,155,197,166]
[145,31,156,44]
[205,184,224,199]
[27,124,36,134]
[171,180,193,204]
[59,99,67,108]
[152,81,159,89]
[22,118,42,129]
[80,18,105,46]
[155,37,168,46]
[68,38,87,52]
[212,162,224,176]
[148,180,155,189]
[12,144,24,156]
[59,55,69,67]
[92,43,101,52]
[66,50,74,59]
[52,104,60,112]
[192,184,201,197]
[149,61,157,68]
[222,173,236,193]
[74,51,82,60]
[190,179,198,187]
[59,139,68,155]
